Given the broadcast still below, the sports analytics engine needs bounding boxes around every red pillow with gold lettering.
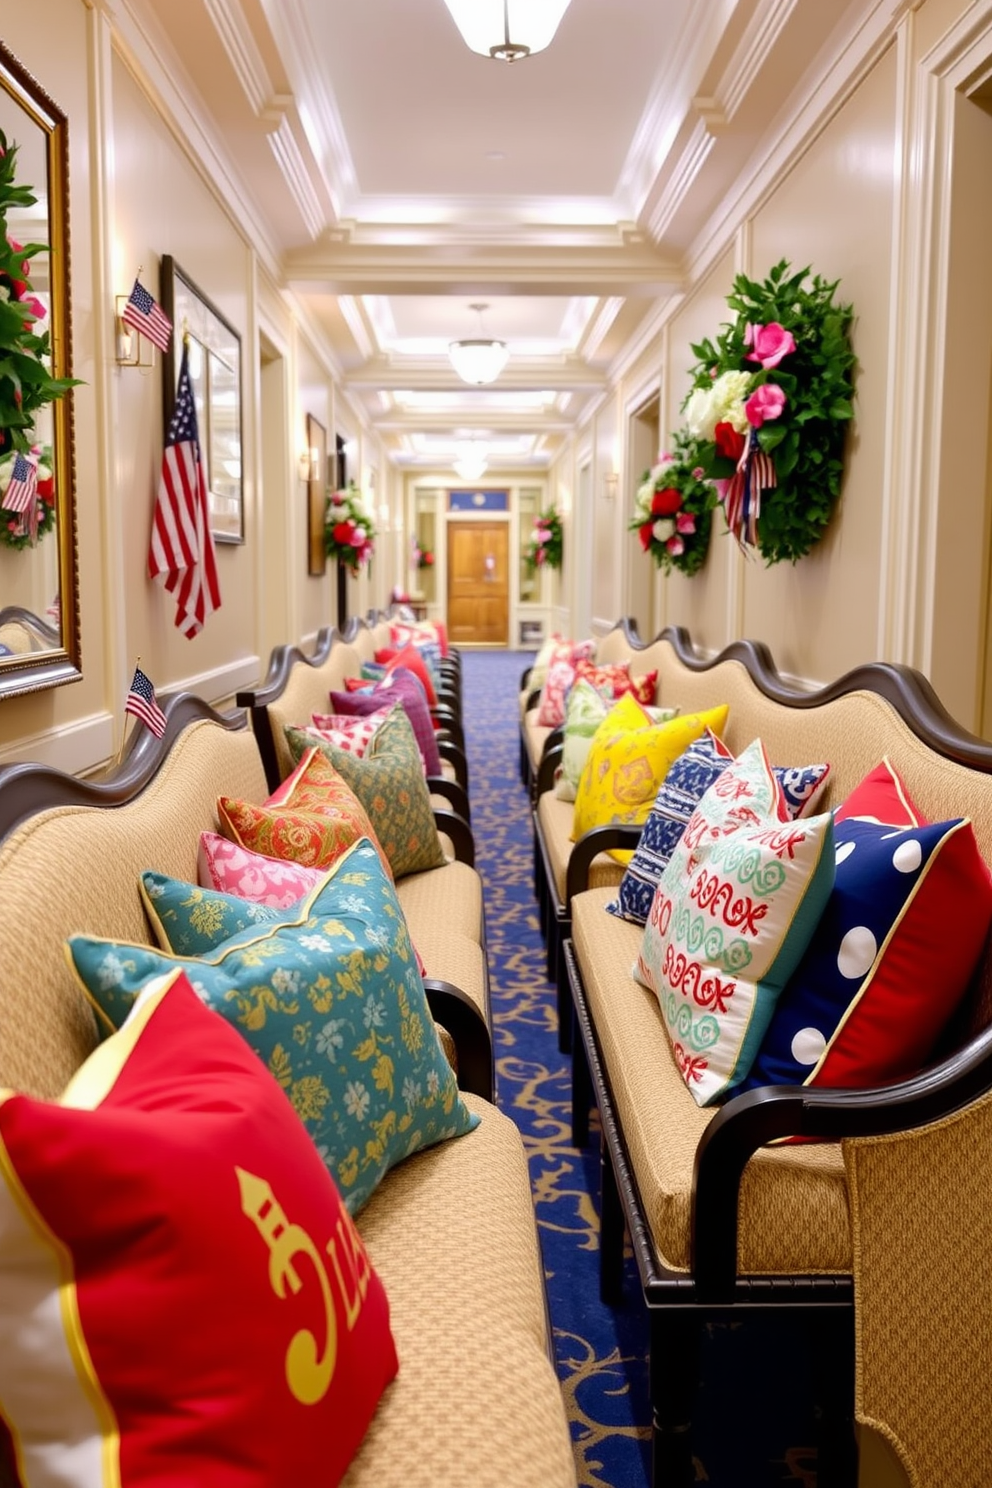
[0,970,398,1486]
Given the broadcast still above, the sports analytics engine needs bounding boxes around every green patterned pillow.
[141,871,289,955]
[66,839,479,1214]
[285,706,446,878]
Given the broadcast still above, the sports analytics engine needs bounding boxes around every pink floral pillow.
[536,658,579,727]
[198,831,326,907]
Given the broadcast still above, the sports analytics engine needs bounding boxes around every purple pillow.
[330,668,442,777]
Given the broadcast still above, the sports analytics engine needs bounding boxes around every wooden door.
[446,521,509,644]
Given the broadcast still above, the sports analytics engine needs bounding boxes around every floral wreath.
[411,539,435,571]
[324,482,376,574]
[683,259,856,565]
[0,444,55,550]
[629,432,714,576]
[524,506,563,571]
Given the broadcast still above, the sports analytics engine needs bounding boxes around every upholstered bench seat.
[571,889,850,1275]
[348,1093,575,1488]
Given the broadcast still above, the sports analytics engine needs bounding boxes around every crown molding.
[581,299,625,360]
[266,113,324,239]
[645,118,718,243]
[203,0,271,115]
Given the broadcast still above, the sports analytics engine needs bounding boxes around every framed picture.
[306,414,327,577]
[160,255,244,544]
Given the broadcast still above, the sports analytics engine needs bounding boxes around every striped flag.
[147,341,221,638]
[121,276,172,353]
[3,452,37,515]
[125,664,167,738]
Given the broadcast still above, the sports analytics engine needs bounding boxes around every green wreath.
[629,432,714,576]
[683,260,856,565]
[324,482,376,574]
[524,506,563,571]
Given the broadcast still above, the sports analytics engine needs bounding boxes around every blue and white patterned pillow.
[606,732,831,926]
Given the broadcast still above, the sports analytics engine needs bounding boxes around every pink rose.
[745,383,787,427]
[744,321,796,369]
[676,512,696,534]
[535,548,546,564]
[666,535,685,556]
[692,467,705,480]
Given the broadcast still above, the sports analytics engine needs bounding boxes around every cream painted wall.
[741,42,897,685]
[111,52,257,707]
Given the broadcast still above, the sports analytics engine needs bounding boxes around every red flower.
[714,421,745,462]
[638,520,655,552]
[332,520,356,546]
[651,486,682,517]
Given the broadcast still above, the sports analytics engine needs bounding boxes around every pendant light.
[442,0,573,62]
[448,303,508,386]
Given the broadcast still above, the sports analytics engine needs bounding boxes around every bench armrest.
[423,979,494,1101]
[691,1022,992,1301]
[427,774,470,821]
[564,824,642,906]
[433,807,475,866]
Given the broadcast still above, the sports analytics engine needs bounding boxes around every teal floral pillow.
[66,839,479,1213]
[141,871,288,955]
[285,705,446,878]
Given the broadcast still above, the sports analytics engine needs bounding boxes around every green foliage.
[0,129,79,456]
[685,259,856,565]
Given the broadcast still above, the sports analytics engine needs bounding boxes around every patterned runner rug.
[458,647,821,1488]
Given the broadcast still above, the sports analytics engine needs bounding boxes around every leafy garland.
[324,482,376,574]
[0,443,55,549]
[524,506,563,571]
[0,127,78,461]
[683,259,856,565]
[629,431,714,576]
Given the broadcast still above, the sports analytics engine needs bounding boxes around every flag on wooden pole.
[2,451,37,514]
[121,275,172,353]
[125,664,167,738]
[147,339,221,638]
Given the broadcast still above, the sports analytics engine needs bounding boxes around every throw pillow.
[0,970,398,1486]
[67,840,479,1214]
[328,666,443,777]
[536,657,580,728]
[303,708,392,758]
[374,645,438,707]
[574,658,659,705]
[285,706,446,878]
[198,830,327,908]
[571,696,730,862]
[743,812,992,1092]
[554,679,612,803]
[635,740,836,1106]
[218,745,394,881]
[607,731,831,925]
[833,755,920,826]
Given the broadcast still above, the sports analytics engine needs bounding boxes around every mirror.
[0,41,80,700]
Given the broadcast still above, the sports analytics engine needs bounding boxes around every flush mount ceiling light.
[453,438,489,482]
[442,0,572,62]
[448,303,508,386]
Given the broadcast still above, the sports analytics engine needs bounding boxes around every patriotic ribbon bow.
[721,430,777,551]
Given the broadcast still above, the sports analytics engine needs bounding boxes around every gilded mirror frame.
[0,40,80,701]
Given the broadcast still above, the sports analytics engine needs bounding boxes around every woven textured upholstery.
[846,1088,992,1487]
[407,927,489,1024]
[0,723,268,1098]
[396,860,482,943]
[348,1094,575,1488]
[572,889,850,1273]
[262,641,362,782]
[537,793,624,903]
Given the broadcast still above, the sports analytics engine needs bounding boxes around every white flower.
[365,925,390,950]
[316,1019,345,1057]
[271,966,301,997]
[144,880,165,900]
[97,951,131,990]
[684,370,753,441]
[427,1068,440,1098]
[300,933,334,953]
[340,894,368,914]
[652,518,675,542]
[363,996,386,1029]
[402,1076,421,1110]
[344,1081,370,1121]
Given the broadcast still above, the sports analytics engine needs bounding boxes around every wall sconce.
[298,446,319,482]
[604,471,619,501]
[114,296,155,368]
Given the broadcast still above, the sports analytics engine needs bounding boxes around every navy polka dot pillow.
[742,809,992,1092]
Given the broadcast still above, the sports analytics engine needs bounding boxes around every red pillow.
[375,645,438,707]
[834,755,921,826]
[0,971,398,1486]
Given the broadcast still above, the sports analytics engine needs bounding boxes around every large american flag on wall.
[147,341,221,637]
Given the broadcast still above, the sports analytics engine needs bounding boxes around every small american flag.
[3,452,37,515]
[125,665,167,738]
[121,276,173,354]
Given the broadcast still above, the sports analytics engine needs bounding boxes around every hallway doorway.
[447,521,509,644]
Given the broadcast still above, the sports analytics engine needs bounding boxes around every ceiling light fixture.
[442,0,572,62]
[453,438,489,482]
[448,303,508,386]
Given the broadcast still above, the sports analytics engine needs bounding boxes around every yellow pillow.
[571,699,730,862]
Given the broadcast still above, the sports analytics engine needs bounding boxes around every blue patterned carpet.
[458,648,821,1488]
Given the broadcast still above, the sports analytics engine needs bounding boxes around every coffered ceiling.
[126,0,873,474]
